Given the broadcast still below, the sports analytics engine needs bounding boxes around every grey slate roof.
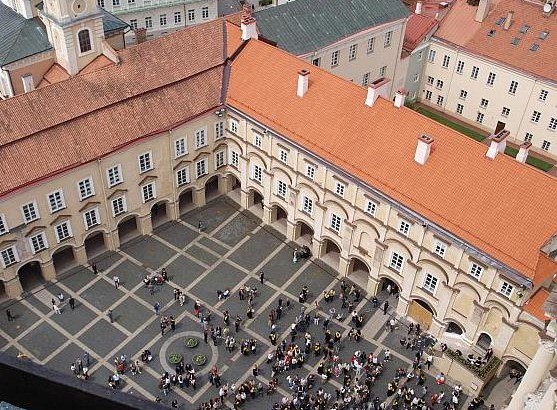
[255,0,409,55]
[101,8,130,34]
[0,3,52,66]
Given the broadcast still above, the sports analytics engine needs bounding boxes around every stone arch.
[322,199,350,221]
[353,218,381,241]
[410,296,437,317]
[452,282,481,318]
[417,258,450,285]
[269,202,288,236]
[347,255,370,290]
[297,182,322,203]
[82,229,108,260]
[226,139,244,156]
[117,213,140,244]
[453,280,483,302]
[378,274,403,294]
[246,151,269,170]
[224,172,242,204]
[17,259,45,292]
[443,317,466,335]
[500,357,527,376]
[204,175,220,203]
[270,166,294,186]
[477,332,493,349]
[51,244,78,275]
[507,322,540,359]
[321,236,342,271]
[383,237,414,261]
[484,299,511,321]
[151,199,171,228]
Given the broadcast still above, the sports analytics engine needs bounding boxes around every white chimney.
[365,77,391,107]
[415,1,423,14]
[297,69,310,98]
[21,74,34,93]
[503,11,513,30]
[241,14,258,40]
[486,130,509,159]
[475,0,491,22]
[516,141,532,163]
[415,134,434,165]
[394,89,408,108]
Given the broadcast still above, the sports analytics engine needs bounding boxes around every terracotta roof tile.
[226,39,557,280]
[435,0,557,82]
[404,13,438,52]
[524,288,550,321]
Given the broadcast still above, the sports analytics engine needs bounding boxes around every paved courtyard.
[0,197,476,409]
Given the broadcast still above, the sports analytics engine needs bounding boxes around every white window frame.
[229,118,239,134]
[329,213,342,234]
[398,219,411,236]
[202,6,209,18]
[141,183,156,203]
[367,37,375,54]
[348,43,357,61]
[384,31,392,47]
[173,11,181,24]
[442,55,450,68]
[77,177,95,201]
[470,262,483,279]
[196,158,208,178]
[456,60,464,74]
[176,167,190,186]
[21,201,39,223]
[174,137,187,158]
[252,164,263,183]
[47,189,66,213]
[187,8,195,21]
[427,49,436,63]
[83,207,100,230]
[215,150,225,169]
[0,214,8,235]
[215,121,224,139]
[29,232,48,254]
[138,152,153,173]
[539,89,549,101]
[160,13,167,26]
[229,151,239,168]
[254,132,263,148]
[389,251,404,273]
[305,164,316,180]
[500,281,514,298]
[54,221,73,243]
[0,246,19,268]
[433,241,447,258]
[509,80,518,95]
[334,182,345,198]
[423,273,438,294]
[471,66,479,79]
[548,117,557,131]
[111,196,127,217]
[331,50,339,67]
[195,128,207,149]
[106,164,123,187]
[302,195,313,216]
[487,72,496,86]
[456,103,464,115]
[279,149,288,164]
[277,180,287,199]
[365,200,377,216]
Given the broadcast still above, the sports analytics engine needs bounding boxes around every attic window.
[495,16,506,26]
[539,30,549,40]
[530,43,540,51]
[487,29,496,37]
[511,37,520,45]
[519,24,530,34]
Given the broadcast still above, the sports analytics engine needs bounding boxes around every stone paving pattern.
[0,197,479,409]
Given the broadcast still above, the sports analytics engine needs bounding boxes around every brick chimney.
[394,89,408,108]
[503,11,513,30]
[474,0,491,22]
[415,134,434,165]
[241,6,258,40]
[365,77,391,107]
[415,1,423,14]
[486,129,509,159]
[516,141,532,163]
[297,69,310,98]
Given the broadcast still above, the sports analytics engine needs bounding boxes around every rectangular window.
[0,214,7,235]
[384,31,392,47]
[436,95,444,106]
[111,196,127,217]
[365,200,377,216]
[306,164,316,180]
[476,112,484,124]
[54,221,72,242]
[459,90,467,100]
[417,50,423,61]
[456,103,464,115]
[215,121,224,139]
[83,208,100,229]
[302,196,313,215]
[175,137,187,158]
[425,90,432,101]
[97,0,105,7]
[442,55,450,68]
[145,16,152,28]
[252,165,263,183]
[1,246,18,267]
[398,220,411,236]
[112,0,119,5]
[390,251,404,273]
[500,281,514,297]
[129,19,137,30]
[331,50,340,67]
[159,14,167,26]
[29,232,48,254]
[196,159,208,178]
[480,98,489,108]
[253,132,262,148]
[456,60,464,74]
[230,151,239,168]
[138,152,153,173]
[202,6,209,18]
[348,44,357,61]
[195,129,207,148]
[470,263,483,279]
[502,107,511,117]
[548,117,557,130]
[229,118,238,134]
[379,66,387,77]
[176,167,190,186]
[427,76,434,85]
[77,177,94,200]
[362,72,370,86]
[524,132,533,142]
[174,11,181,24]
[215,151,225,169]
[311,58,320,67]
[427,49,436,63]
[47,190,65,213]
[279,149,288,164]
[487,72,496,86]
[187,9,195,21]
[367,37,375,53]
[539,89,549,101]
[423,273,438,293]
[335,182,345,198]
[471,66,479,79]
[277,180,287,199]
[141,183,156,203]
[107,164,123,187]
[531,110,541,123]
[436,79,443,89]
[330,213,342,233]
[542,140,551,151]
[509,80,518,95]
[433,241,447,258]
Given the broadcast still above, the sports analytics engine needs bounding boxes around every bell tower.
[40,0,104,75]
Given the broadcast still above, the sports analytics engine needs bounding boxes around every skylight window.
[530,43,540,51]
[495,16,506,26]
[511,37,520,45]
[487,29,496,37]
[520,24,530,34]
[539,30,549,40]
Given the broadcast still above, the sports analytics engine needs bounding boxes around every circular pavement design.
[159,331,218,376]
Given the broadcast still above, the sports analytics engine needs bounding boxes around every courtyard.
[0,197,477,409]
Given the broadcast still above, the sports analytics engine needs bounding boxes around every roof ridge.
[0,6,27,66]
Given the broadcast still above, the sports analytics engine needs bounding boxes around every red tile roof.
[435,0,557,82]
[524,288,550,321]
[225,38,557,281]
[404,13,438,52]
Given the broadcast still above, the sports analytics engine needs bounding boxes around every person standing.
[113,275,120,289]
[69,297,75,310]
[91,263,98,274]
[259,271,264,284]
[108,309,114,323]
[235,316,242,333]
[53,304,61,315]
[6,309,14,321]
[383,301,389,315]
[154,302,161,315]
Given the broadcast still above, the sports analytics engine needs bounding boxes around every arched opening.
[77,29,92,53]
[18,261,45,292]
[477,332,492,350]
[321,238,341,270]
[117,215,139,244]
[408,298,435,330]
[178,189,194,216]
[150,201,169,229]
[379,277,400,296]
[52,246,77,276]
[205,175,220,203]
[271,204,288,235]
[227,174,242,204]
[348,257,369,291]
[445,321,464,335]
[296,221,314,246]
[84,231,107,260]
[248,188,264,219]
[500,359,526,378]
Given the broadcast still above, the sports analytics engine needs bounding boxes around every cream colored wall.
[7,55,55,95]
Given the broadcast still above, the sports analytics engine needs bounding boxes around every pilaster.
[138,214,153,236]
[218,175,230,195]
[167,201,179,221]
[40,260,57,281]
[262,204,273,225]
[106,229,120,252]
[286,220,298,242]
[193,187,206,208]
[4,276,23,298]
[338,255,350,277]
[73,244,88,265]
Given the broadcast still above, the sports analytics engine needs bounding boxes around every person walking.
[6,309,14,321]
[53,304,61,315]
[235,316,242,333]
[154,302,161,315]
[108,309,114,323]
[198,221,203,233]
[91,263,98,274]
[383,300,389,315]
[83,352,90,367]
[113,275,120,289]
[259,271,264,284]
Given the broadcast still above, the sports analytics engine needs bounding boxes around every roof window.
[519,24,530,34]
[487,29,496,37]
[530,43,539,51]
[539,30,549,40]
[511,37,520,45]
[495,16,506,26]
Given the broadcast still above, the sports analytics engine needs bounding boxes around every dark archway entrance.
[205,176,220,203]
[118,215,139,244]
[151,201,169,229]
[84,231,106,260]
[322,238,341,270]
[408,298,435,330]
[445,321,464,335]
[297,221,314,245]
[248,189,264,219]
[348,257,369,291]
[379,277,400,296]
[500,359,526,377]
[227,174,241,204]
[271,204,288,235]
[18,261,45,292]
[179,189,194,216]
[477,332,492,350]
[52,246,77,276]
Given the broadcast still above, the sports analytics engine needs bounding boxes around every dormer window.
[78,29,92,53]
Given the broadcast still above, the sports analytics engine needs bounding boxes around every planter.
[192,354,207,366]
[185,337,199,348]
[168,353,183,364]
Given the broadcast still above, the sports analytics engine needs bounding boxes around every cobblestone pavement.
[0,197,476,409]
